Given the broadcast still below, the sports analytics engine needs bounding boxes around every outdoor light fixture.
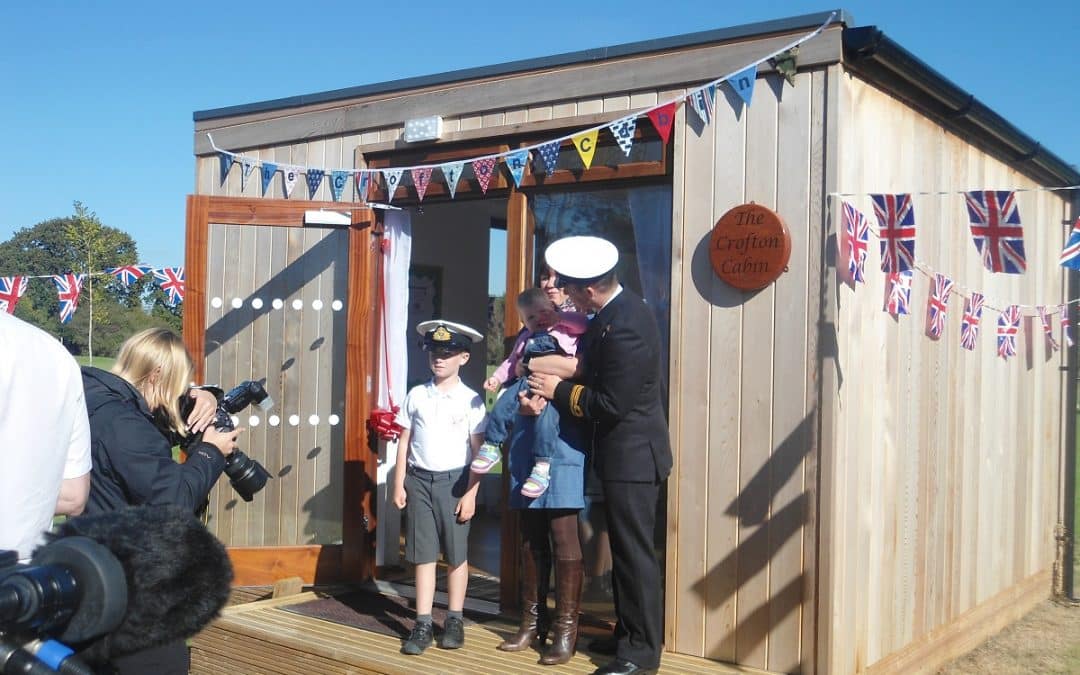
[303,209,351,226]
[403,115,443,143]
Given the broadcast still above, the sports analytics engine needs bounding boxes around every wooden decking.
[191,592,774,675]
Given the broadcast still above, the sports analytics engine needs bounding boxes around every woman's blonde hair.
[112,328,194,435]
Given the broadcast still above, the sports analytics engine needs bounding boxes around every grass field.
[74,355,114,369]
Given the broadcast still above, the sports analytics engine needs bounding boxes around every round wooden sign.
[709,203,792,290]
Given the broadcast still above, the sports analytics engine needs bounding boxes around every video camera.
[182,380,274,502]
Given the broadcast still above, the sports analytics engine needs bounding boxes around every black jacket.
[552,289,673,482]
[81,367,226,514]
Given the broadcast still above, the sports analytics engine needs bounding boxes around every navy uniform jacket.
[81,367,226,514]
[552,289,673,482]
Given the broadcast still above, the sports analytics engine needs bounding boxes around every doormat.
[279,590,484,639]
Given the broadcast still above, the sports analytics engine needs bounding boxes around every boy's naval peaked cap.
[416,319,483,353]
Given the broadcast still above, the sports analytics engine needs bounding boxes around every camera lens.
[223,451,271,502]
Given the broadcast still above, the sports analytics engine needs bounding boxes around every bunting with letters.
[441,162,464,198]
[536,141,561,175]
[410,167,433,201]
[306,169,325,199]
[609,118,637,156]
[282,167,299,199]
[647,103,676,145]
[571,130,598,170]
[729,64,757,107]
[0,276,28,314]
[472,158,497,194]
[330,170,350,202]
[504,150,530,187]
[996,305,1021,359]
[241,158,256,192]
[382,169,404,201]
[261,162,278,196]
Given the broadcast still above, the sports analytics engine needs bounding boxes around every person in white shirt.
[0,311,91,561]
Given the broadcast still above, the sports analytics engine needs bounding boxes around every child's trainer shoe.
[520,461,551,498]
[402,621,434,655]
[470,443,501,474]
[438,616,465,649]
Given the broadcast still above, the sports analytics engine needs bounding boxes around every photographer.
[82,328,245,515]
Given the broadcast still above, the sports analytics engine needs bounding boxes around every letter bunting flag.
[884,271,912,316]
[965,190,1025,274]
[960,293,984,351]
[330,170,350,202]
[382,168,404,201]
[871,194,916,273]
[647,103,676,145]
[306,169,325,199]
[571,130,598,170]
[608,118,636,156]
[241,158,256,192]
[283,167,300,199]
[261,162,278,196]
[441,162,463,198]
[925,273,953,339]
[410,167,433,201]
[504,150,529,188]
[996,305,1022,359]
[472,158,497,194]
[535,141,561,175]
[730,64,757,107]
[0,276,28,314]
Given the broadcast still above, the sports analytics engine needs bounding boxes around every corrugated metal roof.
[193,10,849,122]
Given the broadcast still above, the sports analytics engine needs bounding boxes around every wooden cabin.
[186,9,1079,673]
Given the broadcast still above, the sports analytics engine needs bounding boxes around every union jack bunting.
[996,305,1022,359]
[1037,305,1058,352]
[841,201,870,283]
[52,274,85,324]
[153,267,185,307]
[0,276,28,314]
[1062,304,1074,347]
[965,190,1025,274]
[106,265,152,286]
[884,270,913,316]
[960,292,984,351]
[925,273,954,339]
[870,194,916,273]
[1059,217,1080,271]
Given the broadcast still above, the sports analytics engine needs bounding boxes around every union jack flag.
[965,190,1025,274]
[0,276,28,314]
[1037,305,1058,352]
[52,274,85,324]
[106,264,152,286]
[996,305,1022,359]
[871,194,916,273]
[884,270,913,315]
[960,292,984,351]
[153,267,185,307]
[1059,217,1080,270]
[841,201,870,283]
[1062,304,1074,348]
[925,273,953,339]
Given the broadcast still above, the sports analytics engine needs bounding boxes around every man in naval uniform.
[527,235,672,675]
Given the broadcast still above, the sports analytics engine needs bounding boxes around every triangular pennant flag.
[884,270,912,316]
[260,162,278,196]
[608,118,637,157]
[219,152,235,185]
[770,47,799,87]
[411,167,434,201]
[105,265,152,287]
[330,170,349,202]
[306,169,325,199]
[1061,304,1074,347]
[153,267,185,307]
[729,64,757,107]
[241,158,256,191]
[840,201,870,284]
[964,190,1025,274]
[871,194,916,273]
[52,273,85,324]
[471,158,497,194]
[356,171,371,202]
[996,305,1022,360]
[647,102,677,145]
[382,168,404,202]
[282,166,300,198]
[505,150,530,188]
[960,293,984,351]
[1038,305,1059,352]
[926,273,954,339]
[536,141,561,174]
[687,87,712,125]
[571,130,599,170]
[0,276,29,314]
[1058,217,1080,270]
[440,162,464,199]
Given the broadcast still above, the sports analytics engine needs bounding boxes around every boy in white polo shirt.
[392,319,487,655]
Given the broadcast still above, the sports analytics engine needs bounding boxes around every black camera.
[182,380,273,502]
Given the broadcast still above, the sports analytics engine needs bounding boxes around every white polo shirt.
[395,379,486,472]
[0,312,92,561]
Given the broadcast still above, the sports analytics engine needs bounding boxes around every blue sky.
[1,1,1076,270]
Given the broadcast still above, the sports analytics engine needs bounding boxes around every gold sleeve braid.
[568,384,585,418]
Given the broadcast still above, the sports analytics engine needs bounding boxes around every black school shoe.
[438,616,465,649]
[402,622,434,654]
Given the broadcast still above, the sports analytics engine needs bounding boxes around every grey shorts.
[404,465,471,566]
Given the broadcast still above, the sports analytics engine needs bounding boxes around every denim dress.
[506,412,587,510]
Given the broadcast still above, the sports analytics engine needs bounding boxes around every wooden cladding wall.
[202,223,350,547]
[825,73,1069,674]
[666,67,828,673]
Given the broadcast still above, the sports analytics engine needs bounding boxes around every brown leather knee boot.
[539,558,583,665]
[498,549,551,651]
